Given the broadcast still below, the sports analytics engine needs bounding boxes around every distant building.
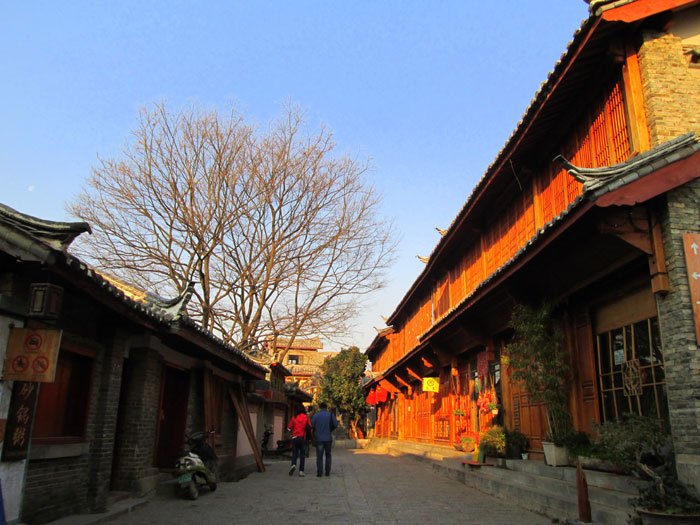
[268,337,334,397]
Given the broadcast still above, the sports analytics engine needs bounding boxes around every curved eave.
[0,203,91,251]
[364,327,393,359]
[387,11,626,326]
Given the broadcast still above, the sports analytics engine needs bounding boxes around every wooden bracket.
[597,207,653,254]
[381,378,399,394]
[406,366,423,382]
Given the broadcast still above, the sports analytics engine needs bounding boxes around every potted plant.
[505,302,570,466]
[505,428,529,459]
[595,414,700,523]
[480,425,506,464]
[487,401,500,415]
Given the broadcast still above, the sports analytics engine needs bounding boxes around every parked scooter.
[174,430,218,499]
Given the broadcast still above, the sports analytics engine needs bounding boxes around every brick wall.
[637,30,700,147]
[86,329,127,510]
[22,455,92,524]
[655,177,700,490]
[22,330,110,523]
[111,347,162,493]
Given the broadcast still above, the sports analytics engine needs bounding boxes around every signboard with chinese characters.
[683,233,700,344]
[2,328,61,382]
[2,382,38,461]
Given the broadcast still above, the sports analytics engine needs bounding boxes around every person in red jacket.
[287,405,310,476]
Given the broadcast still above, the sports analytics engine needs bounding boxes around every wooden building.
[272,337,334,397]
[0,203,266,523]
[364,0,700,490]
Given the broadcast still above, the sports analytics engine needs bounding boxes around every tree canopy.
[317,346,368,436]
[69,102,396,359]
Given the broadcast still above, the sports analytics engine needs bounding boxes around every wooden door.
[155,365,190,468]
[570,309,600,433]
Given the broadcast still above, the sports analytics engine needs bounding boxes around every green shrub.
[480,425,506,457]
[595,414,700,514]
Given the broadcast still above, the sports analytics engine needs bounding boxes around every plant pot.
[521,453,529,460]
[541,441,568,467]
[637,508,700,525]
[491,409,499,415]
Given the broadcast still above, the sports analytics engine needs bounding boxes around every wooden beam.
[621,40,651,155]
[394,375,410,388]
[380,378,398,394]
[422,355,438,369]
[600,0,689,23]
[428,344,451,367]
[456,319,489,347]
[228,386,265,472]
[406,366,422,382]
[649,210,670,295]
[394,374,412,395]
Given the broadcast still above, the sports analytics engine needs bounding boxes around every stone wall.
[655,177,700,489]
[637,29,700,146]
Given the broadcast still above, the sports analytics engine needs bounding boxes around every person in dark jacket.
[311,402,338,477]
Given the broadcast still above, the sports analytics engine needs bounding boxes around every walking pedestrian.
[311,402,338,477]
[287,405,310,477]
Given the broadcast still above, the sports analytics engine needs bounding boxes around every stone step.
[459,464,633,524]
[475,462,636,505]
[381,439,639,524]
[502,458,642,493]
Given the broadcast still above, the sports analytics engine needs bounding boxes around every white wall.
[236,409,256,457]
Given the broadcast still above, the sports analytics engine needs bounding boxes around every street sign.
[2,328,61,382]
[682,233,700,344]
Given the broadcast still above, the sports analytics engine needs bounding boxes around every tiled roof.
[0,203,90,251]
[273,336,324,350]
[0,204,266,376]
[555,132,700,196]
[385,12,598,326]
[416,132,700,344]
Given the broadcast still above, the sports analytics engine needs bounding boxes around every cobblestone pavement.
[110,448,552,524]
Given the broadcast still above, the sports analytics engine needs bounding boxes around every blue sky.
[1,1,591,351]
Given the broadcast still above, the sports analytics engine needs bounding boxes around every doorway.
[155,365,190,468]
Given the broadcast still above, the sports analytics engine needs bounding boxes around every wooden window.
[288,354,301,365]
[32,348,94,443]
[595,317,667,423]
[433,275,450,320]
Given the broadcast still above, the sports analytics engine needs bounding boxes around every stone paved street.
[109,448,552,524]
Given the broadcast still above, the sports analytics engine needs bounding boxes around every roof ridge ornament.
[0,203,91,251]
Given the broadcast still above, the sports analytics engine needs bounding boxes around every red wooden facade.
[365,0,700,463]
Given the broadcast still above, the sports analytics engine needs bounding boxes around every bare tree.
[69,102,396,361]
